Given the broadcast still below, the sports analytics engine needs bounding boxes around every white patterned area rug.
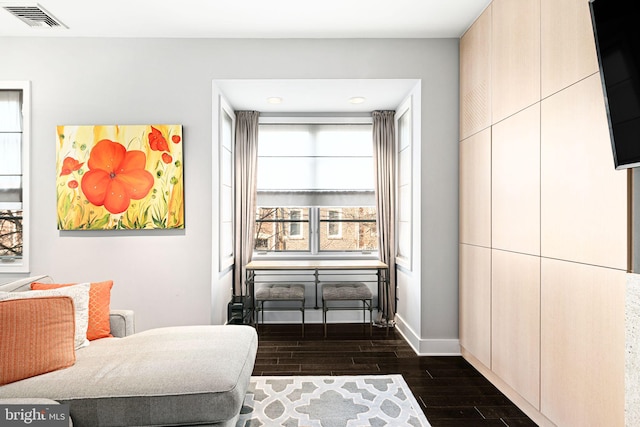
[236,374,431,427]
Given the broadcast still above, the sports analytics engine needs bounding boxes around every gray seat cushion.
[322,283,372,300]
[256,284,305,301]
[0,325,258,427]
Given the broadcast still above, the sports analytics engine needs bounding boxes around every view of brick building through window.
[0,210,22,259]
[255,207,377,252]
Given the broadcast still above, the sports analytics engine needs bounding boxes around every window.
[254,119,377,255]
[0,82,30,272]
[326,209,342,238]
[288,209,303,238]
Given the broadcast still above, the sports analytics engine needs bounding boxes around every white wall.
[0,37,460,342]
[420,41,461,351]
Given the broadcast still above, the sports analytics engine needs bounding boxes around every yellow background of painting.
[56,124,184,230]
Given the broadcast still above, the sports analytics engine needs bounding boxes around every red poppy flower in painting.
[60,156,84,176]
[81,139,154,214]
[68,180,78,189]
[172,135,181,144]
[148,126,169,151]
[162,153,173,164]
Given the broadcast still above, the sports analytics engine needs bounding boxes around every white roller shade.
[257,123,374,206]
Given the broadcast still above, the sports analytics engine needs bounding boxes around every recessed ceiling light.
[349,96,366,104]
[267,97,283,104]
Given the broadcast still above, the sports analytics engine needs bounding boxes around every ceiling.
[215,79,420,113]
[0,0,489,113]
[0,0,490,39]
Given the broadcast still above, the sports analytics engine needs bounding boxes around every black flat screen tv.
[590,0,640,170]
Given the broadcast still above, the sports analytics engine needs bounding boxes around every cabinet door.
[459,244,491,368]
[460,4,492,140]
[541,74,628,270]
[492,104,540,256]
[492,250,540,408]
[541,0,599,98]
[492,0,540,123]
[540,258,625,427]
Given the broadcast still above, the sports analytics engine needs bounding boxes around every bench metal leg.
[256,301,265,332]
[368,299,373,336]
[323,298,327,338]
[362,299,366,334]
[300,301,305,337]
[362,299,373,336]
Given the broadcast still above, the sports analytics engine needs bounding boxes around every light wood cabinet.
[460,0,628,424]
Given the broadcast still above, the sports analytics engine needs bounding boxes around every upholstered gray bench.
[255,284,305,336]
[322,282,373,337]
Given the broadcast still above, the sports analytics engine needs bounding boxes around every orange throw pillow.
[32,280,113,341]
[0,296,76,385]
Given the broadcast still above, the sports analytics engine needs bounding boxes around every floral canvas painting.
[56,125,184,230]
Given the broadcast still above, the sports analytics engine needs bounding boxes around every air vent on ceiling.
[2,3,67,28]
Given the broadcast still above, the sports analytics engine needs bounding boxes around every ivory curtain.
[372,110,396,323]
[233,111,260,296]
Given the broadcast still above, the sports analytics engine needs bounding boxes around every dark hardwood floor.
[252,323,538,427]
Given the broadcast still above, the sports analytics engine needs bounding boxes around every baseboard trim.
[394,315,461,356]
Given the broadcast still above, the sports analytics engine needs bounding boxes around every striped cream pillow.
[31,280,114,340]
[0,296,76,385]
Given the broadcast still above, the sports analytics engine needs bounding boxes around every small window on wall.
[288,209,303,238]
[0,82,30,273]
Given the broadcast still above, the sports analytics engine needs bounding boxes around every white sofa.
[0,275,258,427]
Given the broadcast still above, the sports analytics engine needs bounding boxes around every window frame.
[0,81,30,273]
[395,96,413,270]
[253,115,378,261]
[217,95,235,272]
